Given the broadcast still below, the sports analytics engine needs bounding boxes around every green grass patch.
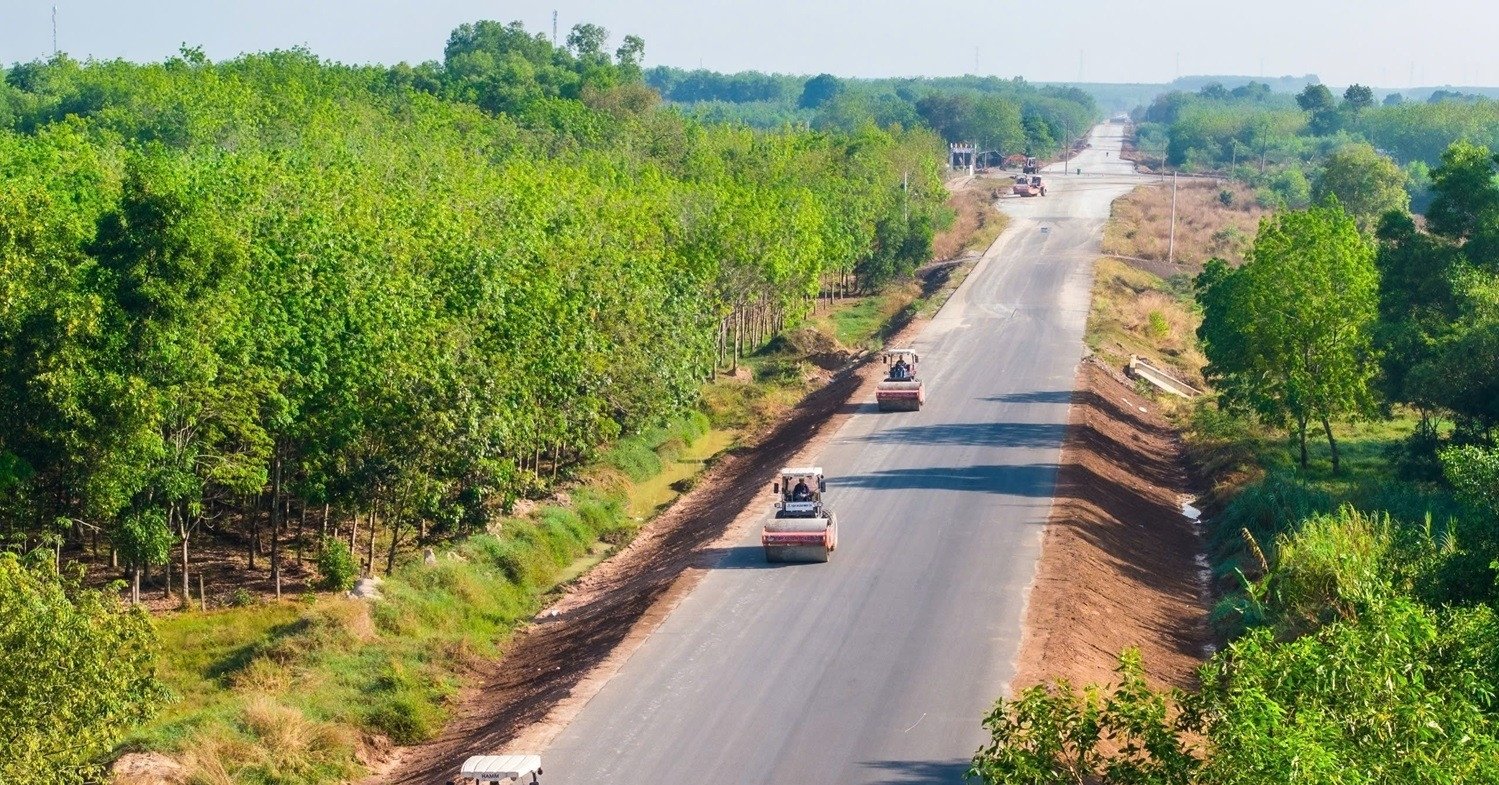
[627,428,736,519]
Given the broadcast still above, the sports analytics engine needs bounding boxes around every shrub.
[315,539,358,592]
[0,554,165,784]
[1266,507,1393,631]
[231,587,256,607]
[599,437,662,482]
[1146,310,1170,339]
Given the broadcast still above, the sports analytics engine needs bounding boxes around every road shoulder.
[1014,358,1209,690]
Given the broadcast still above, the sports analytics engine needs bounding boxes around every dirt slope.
[1014,358,1209,690]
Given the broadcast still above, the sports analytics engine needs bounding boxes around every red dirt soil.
[1014,358,1209,691]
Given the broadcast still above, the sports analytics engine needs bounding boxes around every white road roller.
[762,467,838,563]
[875,349,925,411]
[450,754,542,785]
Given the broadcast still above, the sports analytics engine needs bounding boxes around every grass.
[626,428,737,519]
[133,411,740,784]
[804,281,922,352]
[1102,179,1266,270]
[1085,257,1204,389]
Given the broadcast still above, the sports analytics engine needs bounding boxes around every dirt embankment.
[1014,358,1209,690]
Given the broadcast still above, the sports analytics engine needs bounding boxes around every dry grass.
[1103,179,1267,271]
[930,183,999,261]
[1086,258,1206,389]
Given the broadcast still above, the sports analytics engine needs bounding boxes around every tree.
[1197,204,1380,470]
[1313,143,1411,233]
[1442,446,1499,524]
[1296,82,1340,134]
[1342,83,1375,114]
[615,34,645,71]
[797,73,843,109]
[564,23,608,60]
[0,554,165,783]
[1425,140,1499,242]
[1295,83,1336,114]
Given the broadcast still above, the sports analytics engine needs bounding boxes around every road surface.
[543,124,1145,783]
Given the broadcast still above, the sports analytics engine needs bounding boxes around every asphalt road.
[543,124,1146,784]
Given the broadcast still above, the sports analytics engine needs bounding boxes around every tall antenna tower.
[552,10,558,47]
[52,6,59,57]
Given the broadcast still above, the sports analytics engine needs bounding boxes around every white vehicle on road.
[762,467,838,563]
[450,754,542,785]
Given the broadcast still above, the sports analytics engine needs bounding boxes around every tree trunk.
[131,564,141,605]
[295,502,306,566]
[348,508,358,553]
[270,453,282,599]
[248,494,258,571]
[1321,416,1341,473]
[366,505,377,577]
[180,509,191,601]
[385,506,402,575]
[1297,417,1309,469]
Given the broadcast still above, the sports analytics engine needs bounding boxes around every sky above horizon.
[5,1,1498,89]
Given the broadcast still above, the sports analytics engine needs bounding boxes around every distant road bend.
[536,124,1145,783]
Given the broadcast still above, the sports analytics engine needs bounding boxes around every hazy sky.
[5,1,1498,88]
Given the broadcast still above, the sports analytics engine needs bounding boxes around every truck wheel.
[1040,187,1047,196]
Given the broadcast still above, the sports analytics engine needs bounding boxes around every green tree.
[797,73,843,110]
[1296,82,1340,134]
[1197,204,1380,470]
[1313,143,1411,233]
[0,554,165,784]
[1342,83,1374,114]
[1441,446,1499,523]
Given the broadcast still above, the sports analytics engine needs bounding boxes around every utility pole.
[1168,171,1178,264]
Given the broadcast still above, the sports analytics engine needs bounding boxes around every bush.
[1211,473,1335,572]
[230,587,256,607]
[599,437,662,482]
[0,554,165,784]
[1146,310,1170,339]
[316,539,358,592]
[1266,507,1393,631]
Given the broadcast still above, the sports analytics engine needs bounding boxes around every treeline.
[972,140,1499,782]
[644,66,1098,158]
[0,22,946,600]
[1136,78,1499,212]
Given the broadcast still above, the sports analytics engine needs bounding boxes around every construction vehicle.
[1012,174,1046,197]
[1021,156,1039,173]
[875,349,925,411]
[762,467,838,563]
[450,754,542,784]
